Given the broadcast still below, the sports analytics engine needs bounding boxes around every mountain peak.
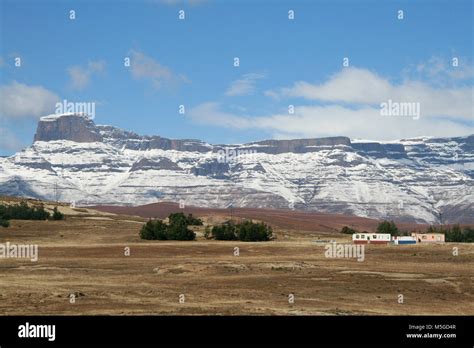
[34,113,102,143]
[6,114,473,224]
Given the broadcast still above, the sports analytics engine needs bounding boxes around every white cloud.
[68,67,89,90]
[415,56,474,82]
[67,60,106,90]
[129,50,187,90]
[187,102,474,141]
[0,81,60,120]
[270,68,392,104]
[188,102,254,129]
[193,62,474,140]
[266,67,473,120]
[225,73,264,96]
[263,90,279,99]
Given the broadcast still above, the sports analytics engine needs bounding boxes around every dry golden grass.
[0,206,472,315]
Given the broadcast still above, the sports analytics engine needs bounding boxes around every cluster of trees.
[139,213,202,241]
[51,207,65,220]
[340,220,400,235]
[168,213,203,226]
[340,220,474,243]
[340,226,358,234]
[376,220,400,236]
[0,201,64,227]
[140,214,273,242]
[206,220,273,242]
[427,225,474,243]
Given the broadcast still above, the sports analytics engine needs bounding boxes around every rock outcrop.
[34,114,103,143]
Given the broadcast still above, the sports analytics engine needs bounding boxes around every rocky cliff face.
[34,114,103,143]
[98,125,213,152]
[2,113,473,224]
[246,137,352,154]
[351,142,407,159]
[34,114,356,154]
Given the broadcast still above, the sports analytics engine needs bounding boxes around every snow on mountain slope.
[0,114,472,224]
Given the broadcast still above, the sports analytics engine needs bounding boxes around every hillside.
[0,114,472,224]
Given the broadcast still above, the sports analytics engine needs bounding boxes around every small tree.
[139,220,156,240]
[167,221,195,240]
[168,212,188,226]
[0,201,50,220]
[186,213,203,226]
[153,220,168,240]
[211,223,237,240]
[237,220,273,241]
[140,218,196,241]
[168,212,203,226]
[31,203,50,220]
[463,227,474,243]
[52,207,64,220]
[446,224,463,242]
[341,226,357,234]
[376,220,399,236]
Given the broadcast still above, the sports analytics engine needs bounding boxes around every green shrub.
[168,212,187,226]
[167,221,196,240]
[445,225,474,243]
[341,226,357,234]
[237,220,273,241]
[376,220,399,236]
[424,224,474,243]
[51,207,64,220]
[211,223,238,240]
[139,217,196,241]
[168,212,203,226]
[209,220,273,241]
[139,220,156,240]
[185,213,203,226]
[446,224,463,242]
[153,220,168,240]
[463,227,474,243]
[0,201,50,221]
[0,219,9,228]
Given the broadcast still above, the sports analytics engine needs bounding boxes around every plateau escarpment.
[1,113,472,224]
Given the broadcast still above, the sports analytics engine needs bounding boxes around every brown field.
[91,201,436,233]
[0,201,473,315]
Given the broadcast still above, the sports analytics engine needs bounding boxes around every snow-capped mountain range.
[1,113,472,224]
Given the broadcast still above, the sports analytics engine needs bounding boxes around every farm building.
[352,233,391,244]
[411,233,445,243]
[392,236,417,245]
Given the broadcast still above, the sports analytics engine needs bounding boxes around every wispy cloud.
[187,102,474,141]
[129,49,188,90]
[414,56,474,84]
[0,81,60,120]
[265,67,473,120]
[225,73,265,96]
[188,64,473,140]
[67,60,106,90]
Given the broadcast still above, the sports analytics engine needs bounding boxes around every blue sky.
[0,0,473,155]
